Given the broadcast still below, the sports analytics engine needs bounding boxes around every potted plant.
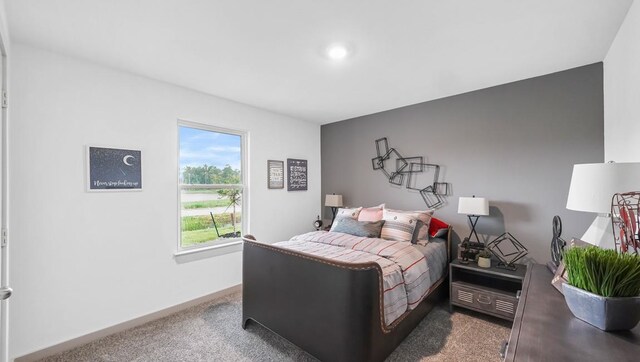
[477,250,492,268]
[562,246,640,331]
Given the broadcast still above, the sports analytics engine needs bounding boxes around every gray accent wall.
[321,63,604,263]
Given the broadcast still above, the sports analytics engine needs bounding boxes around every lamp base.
[330,207,338,226]
[466,215,482,243]
[581,215,614,249]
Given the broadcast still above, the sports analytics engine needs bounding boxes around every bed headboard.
[444,226,453,262]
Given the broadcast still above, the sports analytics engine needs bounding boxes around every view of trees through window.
[179,125,244,248]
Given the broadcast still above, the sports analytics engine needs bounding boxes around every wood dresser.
[504,264,640,361]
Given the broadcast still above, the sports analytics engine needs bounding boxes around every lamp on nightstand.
[325,194,343,225]
[458,196,490,243]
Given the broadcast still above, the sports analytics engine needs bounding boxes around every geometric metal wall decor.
[397,157,423,173]
[375,137,389,158]
[370,137,450,209]
[420,185,444,209]
[389,171,405,186]
[611,192,640,254]
[380,148,406,185]
[406,163,444,208]
[433,182,450,196]
[406,163,440,190]
[486,232,528,271]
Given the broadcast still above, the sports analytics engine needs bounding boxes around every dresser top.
[506,264,640,361]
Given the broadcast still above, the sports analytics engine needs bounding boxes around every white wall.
[604,0,640,162]
[8,44,320,359]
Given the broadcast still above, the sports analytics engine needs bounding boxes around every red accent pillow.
[429,217,449,238]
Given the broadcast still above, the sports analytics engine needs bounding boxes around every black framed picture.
[287,158,307,191]
[267,160,284,189]
[87,146,142,191]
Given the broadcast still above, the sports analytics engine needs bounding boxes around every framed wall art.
[267,160,284,189]
[287,158,308,191]
[87,146,142,191]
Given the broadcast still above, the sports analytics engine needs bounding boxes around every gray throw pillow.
[331,218,385,238]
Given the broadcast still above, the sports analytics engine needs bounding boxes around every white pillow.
[381,209,419,242]
[384,208,434,245]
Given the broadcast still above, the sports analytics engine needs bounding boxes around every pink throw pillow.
[358,207,384,222]
[357,204,385,222]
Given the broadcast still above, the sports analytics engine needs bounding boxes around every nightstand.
[449,259,527,321]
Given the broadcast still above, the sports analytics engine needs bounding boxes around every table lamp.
[458,196,490,243]
[325,194,343,225]
[566,162,640,249]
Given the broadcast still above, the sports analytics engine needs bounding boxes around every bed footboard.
[242,237,447,362]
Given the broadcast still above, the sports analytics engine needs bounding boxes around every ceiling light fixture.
[326,44,349,60]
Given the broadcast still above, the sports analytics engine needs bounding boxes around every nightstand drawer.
[451,281,519,319]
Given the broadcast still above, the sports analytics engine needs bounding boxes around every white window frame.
[176,120,249,255]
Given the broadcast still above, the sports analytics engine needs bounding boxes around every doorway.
[0,24,10,362]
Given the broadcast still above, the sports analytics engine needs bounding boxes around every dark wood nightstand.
[449,259,527,321]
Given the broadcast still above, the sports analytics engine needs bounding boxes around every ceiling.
[5,0,634,124]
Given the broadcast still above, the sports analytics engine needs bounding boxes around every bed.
[241,227,452,362]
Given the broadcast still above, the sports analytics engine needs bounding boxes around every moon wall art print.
[87,146,142,191]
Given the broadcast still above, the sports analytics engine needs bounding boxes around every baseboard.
[15,284,241,362]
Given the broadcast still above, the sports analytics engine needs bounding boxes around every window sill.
[174,240,243,263]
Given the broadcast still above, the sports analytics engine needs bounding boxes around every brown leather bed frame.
[241,227,452,362]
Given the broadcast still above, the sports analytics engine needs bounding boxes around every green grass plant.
[182,199,229,209]
[181,226,237,246]
[564,246,640,298]
[181,215,212,231]
[180,213,242,247]
[181,214,242,231]
[182,189,220,194]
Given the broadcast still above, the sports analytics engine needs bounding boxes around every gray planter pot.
[563,283,640,331]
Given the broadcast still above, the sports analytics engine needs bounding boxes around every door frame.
[0,15,9,362]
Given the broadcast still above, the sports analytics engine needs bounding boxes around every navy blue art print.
[88,147,142,190]
[287,158,307,191]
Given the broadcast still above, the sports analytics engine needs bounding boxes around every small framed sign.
[551,262,568,294]
[287,158,308,191]
[87,146,142,191]
[267,160,284,189]
[551,238,588,294]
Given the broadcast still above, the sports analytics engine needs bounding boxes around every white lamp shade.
[325,194,343,207]
[566,163,640,214]
[458,197,489,216]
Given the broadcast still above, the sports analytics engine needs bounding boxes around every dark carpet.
[41,292,511,361]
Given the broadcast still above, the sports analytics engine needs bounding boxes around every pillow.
[384,208,434,244]
[381,210,419,242]
[429,217,449,238]
[358,203,385,222]
[330,207,363,231]
[331,218,385,238]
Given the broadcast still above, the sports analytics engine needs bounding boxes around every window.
[178,121,247,251]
